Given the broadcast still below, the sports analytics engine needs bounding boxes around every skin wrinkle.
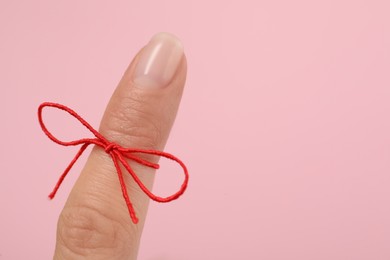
[79,151,154,223]
[103,93,166,150]
[79,167,154,224]
[103,122,163,154]
[64,183,137,237]
[57,205,134,259]
[105,119,160,145]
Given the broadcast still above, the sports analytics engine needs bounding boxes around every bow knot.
[104,142,121,153]
[38,102,189,224]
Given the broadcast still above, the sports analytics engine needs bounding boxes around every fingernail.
[133,32,184,88]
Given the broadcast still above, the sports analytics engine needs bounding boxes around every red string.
[38,102,189,224]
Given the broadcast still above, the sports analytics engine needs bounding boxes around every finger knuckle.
[56,205,134,258]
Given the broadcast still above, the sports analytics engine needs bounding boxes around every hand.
[53,32,187,260]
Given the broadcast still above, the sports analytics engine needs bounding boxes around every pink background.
[1,0,390,259]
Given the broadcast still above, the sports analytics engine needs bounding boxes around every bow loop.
[38,102,189,224]
[38,102,108,146]
[117,149,188,202]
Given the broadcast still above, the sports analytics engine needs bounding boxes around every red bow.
[38,102,189,224]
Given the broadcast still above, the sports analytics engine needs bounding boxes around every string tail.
[48,143,90,199]
[112,152,139,224]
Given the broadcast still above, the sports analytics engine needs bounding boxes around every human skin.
[53,32,187,260]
